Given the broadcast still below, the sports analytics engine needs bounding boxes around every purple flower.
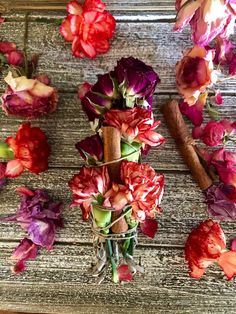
[114,57,160,109]
[11,238,38,273]
[205,183,236,220]
[75,134,103,164]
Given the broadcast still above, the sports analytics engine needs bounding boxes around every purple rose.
[205,183,236,220]
[75,134,103,164]
[114,57,160,109]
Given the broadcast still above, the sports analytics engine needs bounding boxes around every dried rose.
[0,41,23,66]
[4,123,50,178]
[174,0,236,48]
[60,0,116,58]
[103,107,165,151]
[75,134,103,164]
[205,183,236,220]
[120,160,164,221]
[68,166,110,220]
[209,148,236,187]
[1,71,58,118]
[176,46,216,105]
[114,57,160,109]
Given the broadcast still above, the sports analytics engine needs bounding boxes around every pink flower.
[0,41,24,66]
[192,120,235,146]
[60,0,116,58]
[185,219,236,279]
[103,107,165,150]
[120,160,164,221]
[174,0,236,48]
[68,166,110,220]
[176,46,216,105]
[209,148,236,187]
[1,72,58,118]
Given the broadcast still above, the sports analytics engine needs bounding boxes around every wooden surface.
[0,1,236,313]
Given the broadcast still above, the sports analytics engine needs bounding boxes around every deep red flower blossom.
[60,0,116,58]
[4,123,50,177]
[0,41,24,66]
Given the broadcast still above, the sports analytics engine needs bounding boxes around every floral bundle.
[69,57,165,283]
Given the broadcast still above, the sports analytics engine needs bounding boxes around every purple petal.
[28,219,56,249]
[75,134,103,162]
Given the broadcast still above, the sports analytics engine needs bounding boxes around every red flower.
[103,107,165,150]
[117,264,133,282]
[68,166,110,220]
[5,123,50,177]
[120,160,164,221]
[60,0,116,58]
[0,41,24,66]
[103,183,132,211]
[185,219,226,279]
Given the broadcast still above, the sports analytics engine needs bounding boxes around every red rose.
[5,123,50,177]
[60,0,116,58]
[185,219,226,279]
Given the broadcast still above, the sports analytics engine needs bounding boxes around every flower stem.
[106,239,118,283]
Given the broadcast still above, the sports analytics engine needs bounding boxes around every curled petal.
[67,1,83,15]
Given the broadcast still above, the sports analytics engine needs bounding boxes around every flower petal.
[67,1,83,15]
[218,251,236,280]
[117,264,133,282]
[140,219,158,238]
[5,159,24,178]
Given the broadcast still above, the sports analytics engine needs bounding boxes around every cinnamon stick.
[161,100,213,191]
[102,126,128,233]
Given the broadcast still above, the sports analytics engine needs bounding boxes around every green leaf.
[0,53,7,65]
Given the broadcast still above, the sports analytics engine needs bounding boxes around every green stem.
[107,239,118,283]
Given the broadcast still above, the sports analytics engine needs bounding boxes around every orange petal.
[218,251,236,280]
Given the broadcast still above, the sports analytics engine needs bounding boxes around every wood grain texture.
[1,243,236,314]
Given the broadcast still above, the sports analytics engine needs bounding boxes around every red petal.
[0,162,6,179]
[67,1,83,15]
[218,251,236,280]
[16,186,35,197]
[140,219,158,238]
[5,159,24,178]
[60,17,74,42]
[117,264,133,282]
[189,263,206,279]
[80,40,96,58]
[69,14,82,36]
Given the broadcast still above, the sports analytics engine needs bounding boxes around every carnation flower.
[176,46,216,105]
[174,0,236,49]
[185,219,236,279]
[4,123,50,178]
[0,41,24,66]
[205,183,236,220]
[60,0,116,58]
[103,107,165,150]
[1,71,58,118]
[68,166,110,220]
[120,160,164,221]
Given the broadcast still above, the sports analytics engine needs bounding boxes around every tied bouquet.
[69,57,165,283]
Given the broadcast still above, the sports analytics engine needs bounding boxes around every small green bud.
[0,142,14,160]
[92,205,112,229]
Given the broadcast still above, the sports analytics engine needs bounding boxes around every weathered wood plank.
[0,94,235,170]
[0,243,236,313]
[25,20,236,93]
[1,168,235,247]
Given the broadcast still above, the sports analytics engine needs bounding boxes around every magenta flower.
[0,41,24,66]
[179,93,206,126]
[75,134,103,164]
[11,238,38,273]
[1,72,58,118]
[205,184,236,220]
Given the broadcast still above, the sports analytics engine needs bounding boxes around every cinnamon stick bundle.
[102,126,128,233]
[161,100,212,191]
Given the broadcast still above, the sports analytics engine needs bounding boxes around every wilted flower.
[185,219,236,279]
[114,57,160,109]
[1,71,58,118]
[4,123,50,178]
[205,183,236,220]
[68,166,110,220]
[192,120,235,146]
[11,238,38,273]
[179,93,206,126]
[60,0,116,58]
[176,46,216,105]
[174,0,236,49]
[75,134,103,164]
[120,160,164,221]
[0,41,23,66]
[103,107,165,150]
[209,148,236,187]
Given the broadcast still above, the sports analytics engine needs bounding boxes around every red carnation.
[60,0,116,58]
[5,123,50,177]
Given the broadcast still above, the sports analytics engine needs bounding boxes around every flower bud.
[92,205,112,229]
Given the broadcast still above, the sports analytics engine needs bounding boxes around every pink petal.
[117,264,133,282]
[215,90,222,105]
[67,1,83,15]
[16,186,35,197]
[0,16,5,24]
[6,50,24,66]
[60,17,74,42]
[79,39,97,58]
[231,238,236,251]
[192,126,204,139]
[78,82,91,99]
[139,131,166,147]
[140,219,158,238]
[0,162,6,179]
[218,251,236,280]
[5,159,24,178]
[0,41,16,53]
